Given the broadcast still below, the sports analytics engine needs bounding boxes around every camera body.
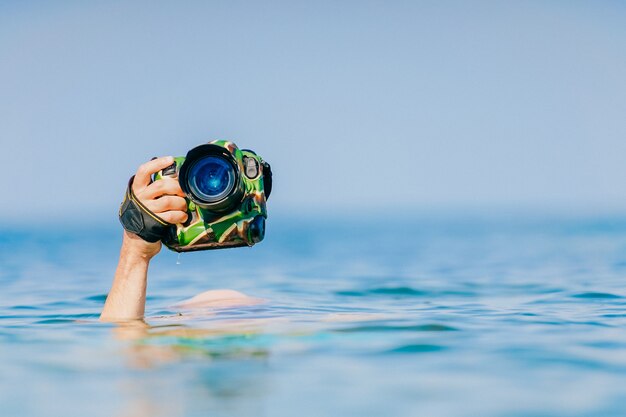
[154,140,272,252]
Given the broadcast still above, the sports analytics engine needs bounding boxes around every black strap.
[263,161,272,198]
[118,176,176,243]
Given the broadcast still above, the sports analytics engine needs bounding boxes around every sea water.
[2,214,626,417]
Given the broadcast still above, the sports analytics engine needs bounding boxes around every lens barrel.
[187,156,236,203]
[179,144,244,212]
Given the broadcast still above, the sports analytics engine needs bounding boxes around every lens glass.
[187,156,236,203]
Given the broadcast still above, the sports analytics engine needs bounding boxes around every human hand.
[132,156,188,224]
[123,156,189,259]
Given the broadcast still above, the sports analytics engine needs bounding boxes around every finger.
[157,210,188,224]
[133,156,175,191]
[143,196,188,213]
[141,177,186,199]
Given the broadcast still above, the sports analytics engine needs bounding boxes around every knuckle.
[162,196,176,210]
[168,181,182,195]
[173,212,186,223]
[159,212,173,223]
[175,197,187,209]
[137,164,148,176]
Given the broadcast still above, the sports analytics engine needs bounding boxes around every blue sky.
[1,1,625,219]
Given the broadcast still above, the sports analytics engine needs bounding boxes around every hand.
[132,156,188,224]
[124,156,189,259]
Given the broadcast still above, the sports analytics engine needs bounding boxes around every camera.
[154,140,272,252]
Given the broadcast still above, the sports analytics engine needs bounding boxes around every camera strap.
[118,176,176,243]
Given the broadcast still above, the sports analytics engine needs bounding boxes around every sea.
[2,213,626,417]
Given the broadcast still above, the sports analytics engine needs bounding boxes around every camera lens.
[187,156,236,203]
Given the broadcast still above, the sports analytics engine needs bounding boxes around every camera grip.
[118,176,177,243]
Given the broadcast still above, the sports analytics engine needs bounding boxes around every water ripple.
[571,292,623,299]
[336,286,426,297]
[334,324,458,333]
[387,344,446,353]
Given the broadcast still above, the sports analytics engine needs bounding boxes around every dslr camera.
[120,140,272,252]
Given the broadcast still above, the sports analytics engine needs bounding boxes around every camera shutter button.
[243,156,259,178]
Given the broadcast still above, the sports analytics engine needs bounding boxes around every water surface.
[2,214,626,416]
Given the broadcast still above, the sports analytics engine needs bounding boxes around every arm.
[100,232,158,321]
[100,156,188,322]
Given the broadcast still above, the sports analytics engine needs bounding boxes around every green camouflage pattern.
[154,140,269,252]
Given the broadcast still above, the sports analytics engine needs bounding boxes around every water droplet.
[176,253,182,265]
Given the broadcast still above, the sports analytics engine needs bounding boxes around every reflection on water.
[2,215,626,416]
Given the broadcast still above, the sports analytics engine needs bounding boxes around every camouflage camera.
[152,140,272,252]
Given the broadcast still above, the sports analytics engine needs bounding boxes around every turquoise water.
[2,214,626,416]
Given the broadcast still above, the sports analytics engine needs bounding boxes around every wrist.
[122,230,161,261]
